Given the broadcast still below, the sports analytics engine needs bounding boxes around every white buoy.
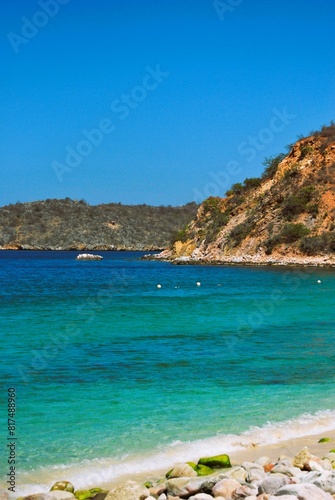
[317,280,321,284]
[196,282,201,286]
[157,284,162,288]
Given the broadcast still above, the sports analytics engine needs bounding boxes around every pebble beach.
[14,431,335,500]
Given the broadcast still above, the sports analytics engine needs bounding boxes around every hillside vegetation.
[161,122,335,265]
[0,199,198,251]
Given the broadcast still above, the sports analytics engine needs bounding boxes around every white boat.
[76,253,103,261]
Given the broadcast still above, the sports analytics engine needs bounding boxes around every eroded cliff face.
[161,125,335,265]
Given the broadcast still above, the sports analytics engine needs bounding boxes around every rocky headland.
[154,123,335,267]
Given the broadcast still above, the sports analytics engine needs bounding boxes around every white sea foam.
[10,409,335,497]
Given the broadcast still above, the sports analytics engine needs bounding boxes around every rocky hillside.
[160,123,335,266]
[0,199,198,251]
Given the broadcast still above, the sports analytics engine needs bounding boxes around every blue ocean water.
[1,251,335,494]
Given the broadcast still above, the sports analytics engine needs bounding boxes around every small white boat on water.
[76,253,103,261]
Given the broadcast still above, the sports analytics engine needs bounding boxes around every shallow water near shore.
[1,251,335,496]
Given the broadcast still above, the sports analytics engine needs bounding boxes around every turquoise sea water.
[1,251,335,495]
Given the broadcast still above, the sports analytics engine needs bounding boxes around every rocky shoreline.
[145,251,335,268]
[3,247,335,268]
[15,435,335,500]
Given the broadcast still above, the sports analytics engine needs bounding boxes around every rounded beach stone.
[198,454,231,469]
[320,459,333,470]
[223,465,247,481]
[188,494,215,499]
[293,447,320,470]
[51,482,75,493]
[211,477,240,497]
[89,494,107,500]
[275,482,333,499]
[267,496,298,500]
[324,452,335,468]
[305,470,335,494]
[166,462,198,478]
[74,489,105,500]
[233,484,258,497]
[20,495,54,500]
[149,483,166,496]
[21,495,75,500]
[50,493,75,500]
[258,474,291,494]
[187,462,214,476]
[255,456,272,467]
[165,477,204,497]
[304,460,329,472]
[245,469,267,485]
[241,461,264,472]
[196,477,221,493]
[270,462,302,478]
[104,480,149,500]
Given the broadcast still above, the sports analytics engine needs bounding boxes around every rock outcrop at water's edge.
[153,123,335,267]
[76,253,103,261]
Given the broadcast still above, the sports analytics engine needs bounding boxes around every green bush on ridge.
[264,223,310,254]
[199,197,230,243]
[281,185,316,220]
[228,217,256,247]
[280,223,310,243]
[300,232,335,255]
[261,153,286,180]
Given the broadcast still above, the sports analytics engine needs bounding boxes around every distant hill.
[159,122,335,266]
[0,199,199,251]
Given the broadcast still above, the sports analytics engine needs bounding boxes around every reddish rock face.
[160,125,335,267]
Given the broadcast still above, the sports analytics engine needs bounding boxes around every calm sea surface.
[1,251,335,494]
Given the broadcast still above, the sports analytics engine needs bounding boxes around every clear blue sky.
[1,0,334,207]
